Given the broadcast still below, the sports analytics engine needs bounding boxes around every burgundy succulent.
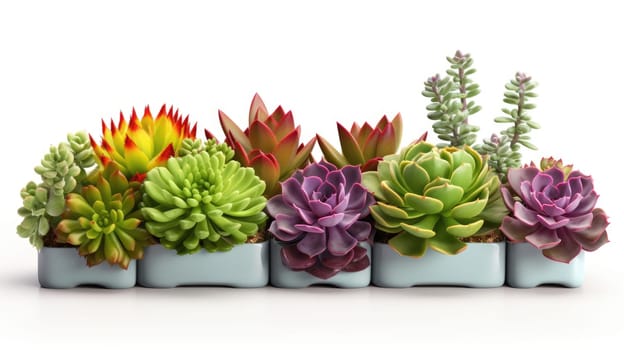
[267,161,376,279]
[501,161,609,263]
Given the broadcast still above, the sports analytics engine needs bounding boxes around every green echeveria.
[178,138,235,161]
[56,164,151,269]
[16,182,50,250]
[141,151,268,255]
[363,141,506,257]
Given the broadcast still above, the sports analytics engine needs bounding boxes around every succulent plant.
[362,141,506,257]
[422,50,481,147]
[141,152,268,255]
[317,114,426,172]
[16,182,50,250]
[500,160,609,263]
[267,161,375,279]
[56,164,151,269]
[178,138,235,161]
[477,73,540,182]
[212,94,316,197]
[17,132,96,249]
[90,105,197,182]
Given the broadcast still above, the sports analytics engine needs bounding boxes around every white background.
[1,0,622,348]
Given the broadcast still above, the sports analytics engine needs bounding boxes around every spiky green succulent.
[363,141,507,257]
[141,152,268,255]
[178,138,235,160]
[55,164,150,268]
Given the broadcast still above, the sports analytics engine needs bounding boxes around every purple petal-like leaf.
[542,203,566,217]
[501,216,537,242]
[266,195,296,217]
[514,202,540,225]
[501,187,515,211]
[306,263,339,280]
[544,185,560,201]
[536,192,554,207]
[568,176,583,196]
[294,224,325,234]
[282,177,309,208]
[318,213,345,227]
[564,193,583,213]
[525,227,561,250]
[571,191,598,215]
[318,160,338,173]
[579,176,594,196]
[327,226,358,256]
[343,255,370,272]
[537,215,570,230]
[326,170,346,191]
[308,200,332,217]
[341,165,361,192]
[574,230,609,252]
[318,182,336,199]
[544,167,565,185]
[281,245,316,270]
[274,214,299,235]
[565,212,594,232]
[293,204,315,225]
[301,176,323,195]
[319,250,354,269]
[347,221,372,241]
[531,173,553,192]
[297,233,327,257]
[542,232,582,263]
[556,182,571,198]
[573,209,609,242]
[340,213,361,229]
[553,196,569,210]
[303,163,330,179]
[269,220,302,242]
[508,167,539,197]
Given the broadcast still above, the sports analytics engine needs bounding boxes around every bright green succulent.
[34,142,81,216]
[141,151,268,255]
[362,141,507,257]
[56,164,151,269]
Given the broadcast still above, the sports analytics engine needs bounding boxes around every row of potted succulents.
[18,51,610,289]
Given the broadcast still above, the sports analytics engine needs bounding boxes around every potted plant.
[362,141,507,287]
[500,158,610,287]
[137,142,269,287]
[266,161,376,288]
[17,132,145,288]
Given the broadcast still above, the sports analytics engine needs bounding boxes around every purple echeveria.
[267,160,376,279]
[501,161,609,263]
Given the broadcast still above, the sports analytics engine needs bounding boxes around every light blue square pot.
[372,242,505,288]
[270,240,371,288]
[137,242,269,288]
[38,247,136,289]
[506,242,585,288]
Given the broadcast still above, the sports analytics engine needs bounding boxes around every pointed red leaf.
[337,123,364,164]
[249,120,278,153]
[273,128,300,168]
[350,122,361,136]
[230,134,250,166]
[204,129,217,140]
[219,109,251,152]
[249,151,280,196]
[290,137,317,177]
[249,93,268,124]
[390,113,403,147]
[363,128,381,160]
[274,110,294,140]
[375,122,397,157]
[357,122,373,146]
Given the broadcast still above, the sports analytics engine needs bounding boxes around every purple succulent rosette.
[501,164,609,263]
[267,161,376,279]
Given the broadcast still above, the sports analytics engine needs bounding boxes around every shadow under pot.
[506,242,584,288]
[270,239,371,288]
[372,242,505,288]
[137,242,269,288]
[38,247,136,289]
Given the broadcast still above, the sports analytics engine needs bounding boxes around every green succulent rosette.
[56,164,151,269]
[363,141,506,257]
[141,151,267,255]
